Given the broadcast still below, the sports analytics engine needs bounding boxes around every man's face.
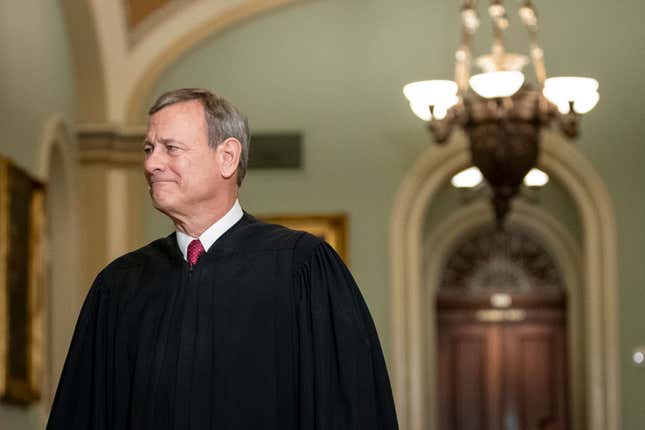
[144,100,222,220]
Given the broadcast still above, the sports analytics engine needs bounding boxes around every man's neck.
[173,195,238,238]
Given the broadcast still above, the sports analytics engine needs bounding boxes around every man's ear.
[216,137,242,180]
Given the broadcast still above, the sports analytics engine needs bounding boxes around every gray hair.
[148,88,250,187]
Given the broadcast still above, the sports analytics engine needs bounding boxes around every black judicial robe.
[47,213,398,429]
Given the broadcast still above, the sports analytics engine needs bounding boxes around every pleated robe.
[47,213,398,429]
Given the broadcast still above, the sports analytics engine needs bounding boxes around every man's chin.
[150,194,177,217]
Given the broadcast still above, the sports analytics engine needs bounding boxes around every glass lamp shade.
[451,167,549,188]
[451,167,483,188]
[543,77,599,114]
[403,80,459,120]
[469,71,525,98]
[523,168,549,187]
[408,96,458,120]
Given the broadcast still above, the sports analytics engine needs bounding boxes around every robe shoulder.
[228,219,331,273]
[93,214,326,281]
[214,214,325,254]
[98,237,169,273]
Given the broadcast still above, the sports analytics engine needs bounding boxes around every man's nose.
[144,147,166,175]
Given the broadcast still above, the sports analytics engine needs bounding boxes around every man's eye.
[143,146,153,155]
[167,145,180,153]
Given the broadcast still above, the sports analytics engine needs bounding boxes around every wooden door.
[437,226,569,430]
[438,320,503,429]
[438,308,568,430]
[503,319,568,430]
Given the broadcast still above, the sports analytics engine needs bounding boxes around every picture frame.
[0,156,44,404]
[258,213,349,265]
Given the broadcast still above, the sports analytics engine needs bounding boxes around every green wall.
[145,0,645,427]
[0,1,76,428]
[0,1,76,175]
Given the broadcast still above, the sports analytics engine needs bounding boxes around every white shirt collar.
[176,199,244,261]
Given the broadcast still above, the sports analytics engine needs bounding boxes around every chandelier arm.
[488,0,508,70]
[428,111,458,144]
[519,1,547,88]
[455,28,473,96]
[456,0,478,95]
[554,108,580,139]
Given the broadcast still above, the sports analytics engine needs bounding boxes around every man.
[47,88,398,429]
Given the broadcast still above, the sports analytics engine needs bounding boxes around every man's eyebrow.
[143,138,185,146]
[159,138,185,146]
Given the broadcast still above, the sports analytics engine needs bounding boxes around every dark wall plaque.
[248,133,302,169]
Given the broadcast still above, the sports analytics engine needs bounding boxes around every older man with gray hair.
[47,88,398,429]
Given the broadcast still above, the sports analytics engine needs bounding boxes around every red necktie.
[187,239,205,267]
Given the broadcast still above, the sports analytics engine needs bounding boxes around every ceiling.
[62,0,302,124]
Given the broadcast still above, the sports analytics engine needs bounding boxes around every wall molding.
[76,123,146,164]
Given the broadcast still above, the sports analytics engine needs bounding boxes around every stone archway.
[389,131,619,430]
[423,200,584,429]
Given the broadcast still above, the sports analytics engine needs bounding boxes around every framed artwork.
[0,156,44,404]
[258,213,349,265]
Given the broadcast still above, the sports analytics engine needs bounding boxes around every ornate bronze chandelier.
[403,0,599,226]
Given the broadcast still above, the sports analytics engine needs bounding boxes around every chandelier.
[403,0,599,227]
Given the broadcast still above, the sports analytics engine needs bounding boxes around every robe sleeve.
[46,270,123,430]
[294,238,399,429]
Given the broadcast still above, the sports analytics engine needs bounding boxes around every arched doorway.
[437,225,569,429]
[37,116,81,418]
[389,131,618,430]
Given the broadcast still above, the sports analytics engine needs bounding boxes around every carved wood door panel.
[503,321,568,430]
[437,226,569,430]
[438,321,503,429]
[438,312,568,430]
